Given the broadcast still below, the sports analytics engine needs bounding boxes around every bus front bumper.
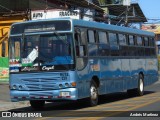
[10,88,78,102]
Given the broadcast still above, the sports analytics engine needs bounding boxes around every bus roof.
[11,18,154,37]
[72,19,155,37]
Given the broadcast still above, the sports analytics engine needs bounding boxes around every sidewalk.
[0,84,30,111]
[0,101,30,111]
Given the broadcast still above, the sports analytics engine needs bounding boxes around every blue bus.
[9,18,158,109]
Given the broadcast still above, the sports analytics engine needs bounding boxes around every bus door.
[74,28,88,98]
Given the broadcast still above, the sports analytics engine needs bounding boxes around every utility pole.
[123,0,131,26]
[125,5,129,26]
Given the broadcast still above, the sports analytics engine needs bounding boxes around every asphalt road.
[0,79,160,120]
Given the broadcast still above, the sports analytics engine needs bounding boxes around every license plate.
[60,92,70,97]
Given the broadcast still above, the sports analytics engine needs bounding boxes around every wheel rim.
[139,78,143,92]
[90,85,98,101]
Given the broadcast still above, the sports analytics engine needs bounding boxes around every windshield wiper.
[53,31,69,46]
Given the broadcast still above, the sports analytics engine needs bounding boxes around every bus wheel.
[30,100,45,110]
[88,81,98,106]
[127,74,144,96]
[136,74,144,96]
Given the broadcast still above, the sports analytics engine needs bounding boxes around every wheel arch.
[139,72,144,79]
[91,76,100,88]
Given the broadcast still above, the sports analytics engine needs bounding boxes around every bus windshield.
[9,33,75,72]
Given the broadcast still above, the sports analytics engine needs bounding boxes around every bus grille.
[21,77,61,91]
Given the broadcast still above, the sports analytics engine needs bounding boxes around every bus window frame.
[118,33,127,46]
[87,29,96,43]
[108,32,120,56]
[136,36,143,46]
[97,30,110,56]
[144,37,149,47]
[128,35,135,46]
[98,31,108,44]
[87,29,98,56]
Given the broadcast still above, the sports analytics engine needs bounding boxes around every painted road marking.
[37,92,160,120]
[79,92,160,111]
[65,98,160,120]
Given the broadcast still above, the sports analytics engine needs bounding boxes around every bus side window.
[119,34,127,45]
[150,38,156,56]
[75,28,87,57]
[150,37,155,47]
[129,35,134,45]
[98,31,109,56]
[109,32,119,56]
[137,36,143,46]
[108,32,118,45]
[144,37,149,46]
[136,36,144,56]
[88,30,97,56]
[88,30,96,43]
[119,34,128,56]
[79,45,85,56]
[80,28,87,56]
[130,35,137,58]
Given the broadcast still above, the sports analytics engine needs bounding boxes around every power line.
[0,4,14,13]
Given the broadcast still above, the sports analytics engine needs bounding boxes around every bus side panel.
[145,58,158,86]
[104,58,123,93]
[121,59,131,90]
[129,59,146,89]
[99,58,110,94]
[88,58,101,92]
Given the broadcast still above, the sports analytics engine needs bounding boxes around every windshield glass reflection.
[9,33,75,72]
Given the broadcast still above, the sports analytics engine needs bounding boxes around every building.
[95,0,147,25]
[141,23,160,41]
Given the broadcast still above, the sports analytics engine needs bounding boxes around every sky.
[138,0,160,23]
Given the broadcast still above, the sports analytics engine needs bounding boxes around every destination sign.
[31,9,80,20]
[11,20,71,34]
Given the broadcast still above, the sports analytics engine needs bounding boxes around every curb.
[0,82,9,85]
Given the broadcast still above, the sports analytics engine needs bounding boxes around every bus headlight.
[65,83,69,87]
[12,85,17,90]
[19,85,23,90]
[59,84,63,88]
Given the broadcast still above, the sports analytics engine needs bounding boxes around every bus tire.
[88,81,98,106]
[127,74,144,96]
[30,100,45,110]
[136,74,144,96]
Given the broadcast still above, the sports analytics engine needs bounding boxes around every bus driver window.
[75,30,86,57]
[74,28,87,70]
